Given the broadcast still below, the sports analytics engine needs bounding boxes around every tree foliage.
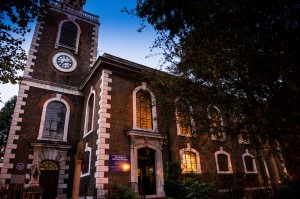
[133,0,300,178]
[0,95,17,159]
[0,0,47,84]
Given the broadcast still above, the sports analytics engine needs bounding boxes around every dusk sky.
[0,0,162,109]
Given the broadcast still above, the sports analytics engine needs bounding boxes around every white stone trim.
[214,147,233,174]
[55,19,81,54]
[22,79,82,96]
[179,143,202,174]
[23,21,43,78]
[0,84,30,184]
[81,143,92,177]
[37,94,71,142]
[90,24,99,67]
[132,82,158,132]
[242,149,258,174]
[95,69,112,198]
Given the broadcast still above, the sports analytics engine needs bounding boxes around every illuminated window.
[176,99,193,136]
[40,160,59,170]
[182,151,197,173]
[180,144,201,174]
[136,91,152,129]
[207,105,226,140]
[242,150,258,174]
[132,83,157,131]
[215,147,233,174]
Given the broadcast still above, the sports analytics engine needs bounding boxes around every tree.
[0,0,86,84]
[0,95,17,160]
[133,0,300,179]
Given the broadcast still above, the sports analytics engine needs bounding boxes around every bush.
[164,162,217,199]
[104,184,138,199]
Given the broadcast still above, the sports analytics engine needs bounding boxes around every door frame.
[128,132,165,197]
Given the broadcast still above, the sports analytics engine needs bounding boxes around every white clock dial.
[52,52,77,72]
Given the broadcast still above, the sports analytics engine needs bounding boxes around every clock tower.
[0,0,99,198]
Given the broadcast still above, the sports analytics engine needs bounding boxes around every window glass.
[59,21,78,49]
[218,154,229,171]
[182,151,197,173]
[136,91,152,129]
[208,106,226,140]
[42,101,66,139]
[82,151,90,175]
[87,94,94,132]
[245,156,254,172]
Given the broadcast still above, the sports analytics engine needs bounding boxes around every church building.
[0,1,287,199]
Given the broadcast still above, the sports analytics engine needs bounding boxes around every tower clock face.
[52,52,77,72]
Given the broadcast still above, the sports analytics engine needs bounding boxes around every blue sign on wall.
[109,155,130,172]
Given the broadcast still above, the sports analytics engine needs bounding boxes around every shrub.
[104,184,138,199]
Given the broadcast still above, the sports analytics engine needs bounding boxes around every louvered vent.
[59,21,78,49]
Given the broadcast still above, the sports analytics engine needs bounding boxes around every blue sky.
[0,0,162,108]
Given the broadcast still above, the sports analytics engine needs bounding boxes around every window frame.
[242,150,258,174]
[55,20,81,54]
[38,95,70,142]
[179,144,202,174]
[84,90,95,137]
[132,82,157,132]
[214,147,233,174]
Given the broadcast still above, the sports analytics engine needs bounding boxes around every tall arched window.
[136,91,152,129]
[38,95,70,142]
[207,105,226,140]
[84,91,95,136]
[42,101,66,140]
[215,147,233,174]
[176,99,194,136]
[55,20,81,53]
[132,83,157,132]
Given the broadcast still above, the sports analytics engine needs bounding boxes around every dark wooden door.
[138,148,156,195]
[40,170,59,199]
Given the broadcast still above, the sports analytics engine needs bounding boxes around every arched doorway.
[39,160,59,199]
[138,148,156,195]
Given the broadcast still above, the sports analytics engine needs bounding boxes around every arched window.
[84,91,95,136]
[180,144,201,174]
[132,82,157,132]
[215,147,233,174]
[242,150,258,174]
[136,91,152,129]
[176,99,194,136]
[38,95,70,142]
[55,20,81,53]
[81,143,91,177]
[42,101,66,140]
[207,105,226,141]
